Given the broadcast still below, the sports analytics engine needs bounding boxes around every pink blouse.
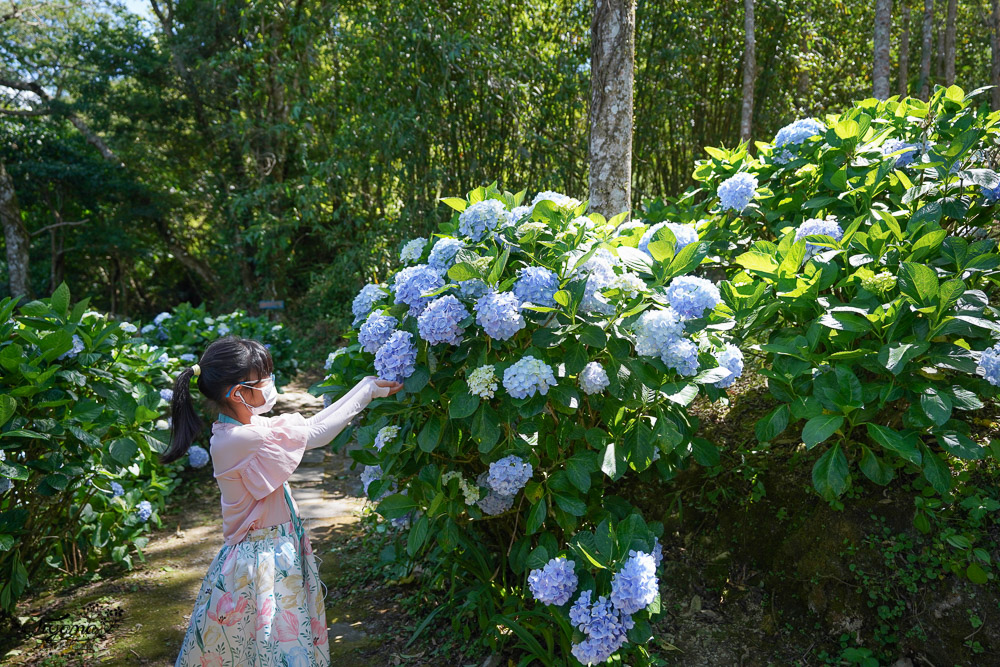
[210,413,312,546]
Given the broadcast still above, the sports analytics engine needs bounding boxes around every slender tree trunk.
[899,4,911,96]
[936,23,945,80]
[944,0,957,84]
[874,0,893,99]
[740,0,756,140]
[0,160,31,299]
[992,0,1000,109]
[919,0,934,99]
[588,0,635,219]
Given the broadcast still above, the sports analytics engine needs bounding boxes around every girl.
[163,336,402,666]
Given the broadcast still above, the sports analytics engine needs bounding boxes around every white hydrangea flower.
[467,364,498,399]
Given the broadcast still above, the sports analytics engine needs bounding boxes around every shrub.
[0,285,183,614]
[319,184,747,663]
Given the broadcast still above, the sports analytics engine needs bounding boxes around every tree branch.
[30,218,88,236]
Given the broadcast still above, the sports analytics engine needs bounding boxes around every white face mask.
[234,375,278,415]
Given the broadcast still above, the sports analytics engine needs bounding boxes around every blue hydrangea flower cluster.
[374,330,418,382]
[634,308,700,376]
[475,472,515,515]
[187,445,210,468]
[417,295,469,345]
[795,218,845,259]
[578,362,610,395]
[513,266,559,307]
[136,500,153,522]
[358,312,399,354]
[487,455,533,495]
[374,425,400,451]
[392,264,445,316]
[360,464,382,496]
[458,278,489,300]
[459,199,508,242]
[575,253,618,315]
[982,183,1000,203]
[531,191,581,210]
[351,283,388,325]
[159,388,174,403]
[638,222,698,257]
[503,355,557,399]
[508,205,533,223]
[427,237,465,271]
[569,590,635,665]
[614,219,647,236]
[717,173,758,212]
[58,334,85,361]
[110,481,125,497]
[713,343,745,388]
[528,556,579,606]
[773,118,826,150]
[664,276,721,319]
[978,344,1000,386]
[661,338,700,376]
[474,290,525,340]
[120,321,138,334]
[610,550,659,614]
[400,237,427,264]
[180,352,197,363]
[881,139,920,168]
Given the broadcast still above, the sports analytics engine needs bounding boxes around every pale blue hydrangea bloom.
[459,199,508,242]
[352,283,388,325]
[400,237,427,264]
[634,308,684,358]
[110,481,125,497]
[718,173,758,212]
[475,472,515,515]
[188,445,210,468]
[324,347,347,370]
[120,322,138,334]
[513,266,559,307]
[361,464,382,496]
[576,61,591,75]
[154,312,172,325]
[474,290,525,341]
[531,191,581,210]
[374,330,418,382]
[156,352,170,365]
[638,222,698,257]
[503,355,557,399]
[615,219,647,237]
[509,205,534,223]
[569,590,634,665]
[982,183,1000,203]
[652,538,663,569]
[978,344,1000,386]
[322,393,333,408]
[528,556,578,606]
[664,276,721,319]
[576,254,618,316]
[427,237,465,272]
[392,264,445,316]
[795,218,844,259]
[180,353,197,363]
[159,388,174,403]
[374,425,400,451]
[467,364,498,399]
[610,550,658,614]
[487,455,533,495]
[417,295,469,345]
[58,334,85,361]
[358,312,399,354]
[136,500,153,522]
[773,118,826,153]
[713,344,744,388]
[578,362,610,395]
[141,324,156,334]
[881,139,920,168]
[458,278,489,300]
[216,323,230,337]
[661,337,700,376]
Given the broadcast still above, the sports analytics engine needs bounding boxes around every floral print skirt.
[175,491,329,666]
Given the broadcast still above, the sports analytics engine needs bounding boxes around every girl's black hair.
[161,336,274,464]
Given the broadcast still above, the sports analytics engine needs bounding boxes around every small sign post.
[258,300,284,321]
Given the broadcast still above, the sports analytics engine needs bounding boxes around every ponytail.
[161,367,204,464]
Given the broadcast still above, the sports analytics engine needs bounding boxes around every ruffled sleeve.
[239,412,311,500]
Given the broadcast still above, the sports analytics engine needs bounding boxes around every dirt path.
[6,378,383,666]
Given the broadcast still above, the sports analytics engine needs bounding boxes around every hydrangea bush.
[0,285,186,612]
[655,86,1000,581]
[318,184,748,662]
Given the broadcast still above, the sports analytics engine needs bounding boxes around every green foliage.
[0,286,183,614]
[320,183,746,663]
[684,89,1000,538]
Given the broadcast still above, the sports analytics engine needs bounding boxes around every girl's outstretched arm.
[302,376,400,449]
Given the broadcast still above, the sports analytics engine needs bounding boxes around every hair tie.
[191,364,201,377]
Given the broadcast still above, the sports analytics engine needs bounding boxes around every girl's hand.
[366,376,404,397]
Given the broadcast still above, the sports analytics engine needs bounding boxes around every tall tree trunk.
[588,0,635,219]
[740,0,756,140]
[899,3,911,96]
[944,0,957,84]
[993,0,1000,109]
[0,160,31,299]
[919,0,934,99]
[936,23,945,80]
[874,0,893,99]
